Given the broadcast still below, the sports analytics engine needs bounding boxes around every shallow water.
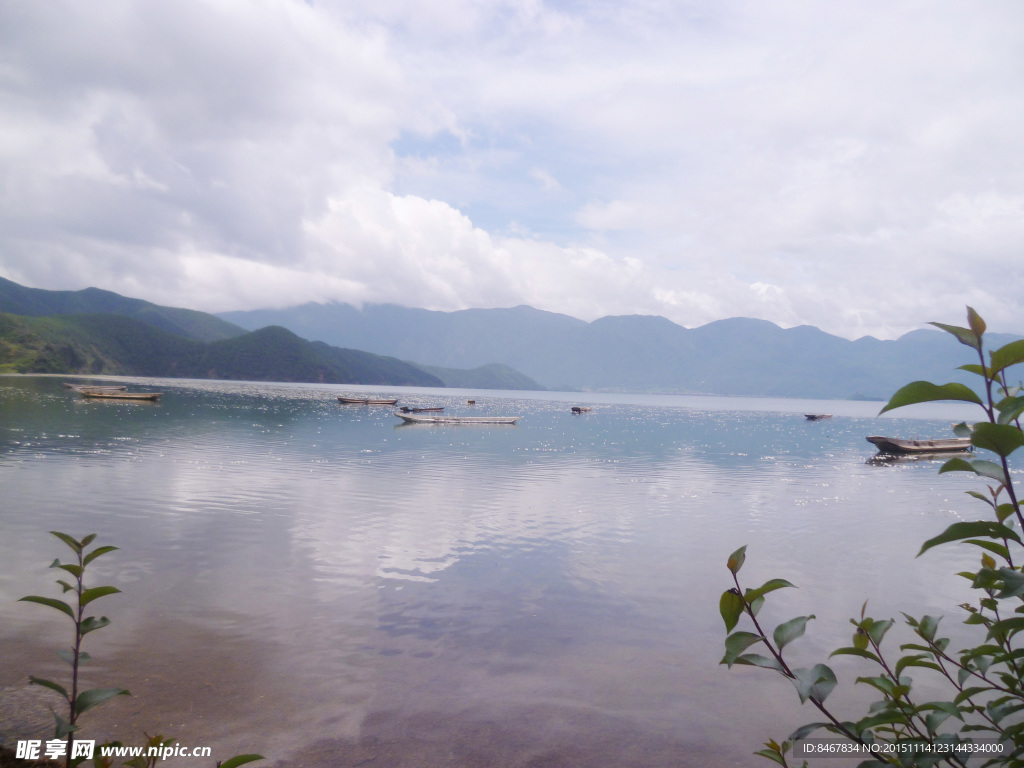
[0,376,991,766]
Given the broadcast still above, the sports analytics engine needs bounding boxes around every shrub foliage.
[721,308,1024,767]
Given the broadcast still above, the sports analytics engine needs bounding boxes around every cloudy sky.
[1,1,1022,340]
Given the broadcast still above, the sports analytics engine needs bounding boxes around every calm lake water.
[0,376,992,766]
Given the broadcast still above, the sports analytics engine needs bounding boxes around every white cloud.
[1,0,1024,339]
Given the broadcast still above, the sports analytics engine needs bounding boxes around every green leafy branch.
[17,532,265,768]
[19,531,129,767]
[721,308,1024,768]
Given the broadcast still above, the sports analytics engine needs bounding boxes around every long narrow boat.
[866,436,971,455]
[79,390,162,401]
[395,412,520,425]
[338,396,399,405]
[399,406,444,413]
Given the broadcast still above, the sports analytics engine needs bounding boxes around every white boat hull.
[395,412,519,425]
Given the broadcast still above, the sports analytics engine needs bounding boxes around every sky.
[1,0,1023,340]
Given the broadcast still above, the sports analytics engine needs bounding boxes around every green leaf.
[958,363,990,379]
[80,533,97,548]
[54,563,84,579]
[964,539,1011,561]
[788,722,829,741]
[922,701,962,719]
[80,585,121,607]
[995,568,1024,599]
[866,618,894,646]
[970,422,1024,457]
[954,686,989,705]
[986,616,1024,642]
[79,616,112,635]
[829,647,881,663]
[50,531,83,553]
[18,595,75,619]
[957,666,972,687]
[899,642,933,653]
[53,713,76,739]
[930,321,980,350]
[733,653,784,672]
[855,710,904,733]
[918,615,941,643]
[996,395,1024,425]
[895,655,943,677]
[745,578,796,603]
[28,676,69,700]
[83,545,118,566]
[970,568,999,590]
[925,711,952,735]
[990,339,1024,377]
[720,590,744,633]
[988,699,1024,724]
[752,748,786,766]
[722,631,764,666]
[967,306,987,338]
[726,545,747,575]
[938,456,973,474]
[791,664,837,704]
[918,521,1021,557]
[961,644,1005,661]
[217,755,265,768]
[879,380,984,415]
[965,489,993,505]
[853,627,869,650]
[75,687,130,716]
[938,458,1007,485]
[749,595,765,617]
[773,615,814,652]
[952,421,974,437]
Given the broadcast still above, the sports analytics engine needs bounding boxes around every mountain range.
[0,277,536,389]
[219,301,1022,399]
[2,275,1017,399]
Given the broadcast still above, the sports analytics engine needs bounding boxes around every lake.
[0,376,990,766]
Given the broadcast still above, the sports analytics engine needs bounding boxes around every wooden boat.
[866,436,971,455]
[805,414,832,421]
[571,406,592,414]
[399,406,444,413]
[79,390,162,401]
[395,412,520,425]
[338,396,399,405]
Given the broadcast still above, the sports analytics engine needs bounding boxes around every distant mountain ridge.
[0,312,445,386]
[219,301,1024,399]
[0,279,543,389]
[4,276,1017,398]
[0,275,246,342]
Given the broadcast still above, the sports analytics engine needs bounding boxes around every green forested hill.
[0,279,543,389]
[0,276,245,342]
[0,312,443,386]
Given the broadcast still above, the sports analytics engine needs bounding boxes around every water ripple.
[0,376,986,766]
